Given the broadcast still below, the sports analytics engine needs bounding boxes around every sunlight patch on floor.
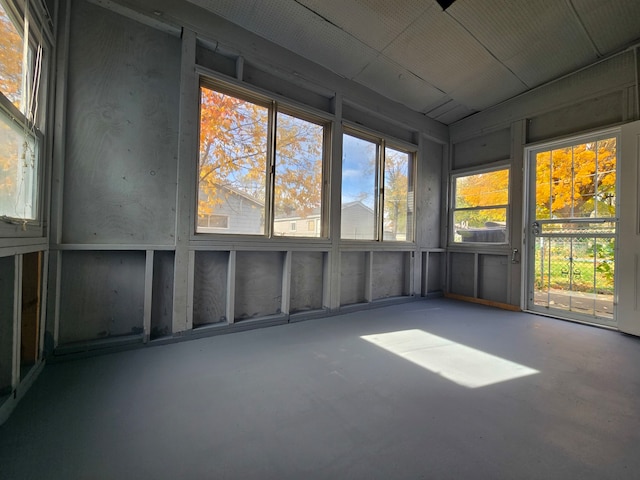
[361,329,539,388]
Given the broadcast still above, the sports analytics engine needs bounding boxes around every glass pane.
[533,237,551,308]
[533,236,613,320]
[595,138,616,218]
[341,134,377,240]
[273,112,324,238]
[592,237,615,318]
[0,112,38,219]
[572,143,597,218]
[197,87,268,235]
[453,208,507,243]
[534,151,551,220]
[455,169,509,208]
[383,147,411,241]
[545,139,617,220]
[549,147,572,218]
[0,3,25,110]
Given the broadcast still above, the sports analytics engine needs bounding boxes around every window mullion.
[265,102,277,238]
[377,139,385,242]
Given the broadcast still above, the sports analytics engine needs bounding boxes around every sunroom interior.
[1,0,640,477]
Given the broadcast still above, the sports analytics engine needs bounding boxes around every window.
[451,167,510,244]
[341,130,414,241]
[0,0,46,224]
[197,82,327,238]
[197,214,229,230]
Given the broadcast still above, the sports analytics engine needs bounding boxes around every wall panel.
[193,251,228,327]
[528,92,623,143]
[449,252,475,297]
[150,251,175,338]
[423,251,445,296]
[234,251,284,320]
[62,0,181,244]
[340,251,367,306]
[59,251,145,344]
[290,252,324,313]
[477,254,508,303]
[452,128,510,169]
[372,252,408,300]
[0,257,15,395]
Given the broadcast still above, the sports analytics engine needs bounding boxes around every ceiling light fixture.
[436,0,456,11]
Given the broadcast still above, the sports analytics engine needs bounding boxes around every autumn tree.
[273,112,323,219]
[0,4,23,104]
[383,148,410,238]
[454,137,617,233]
[454,168,509,229]
[0,4,26,217]
[535,138,616,219]
[197,87,324,231]
[198,88,268,221]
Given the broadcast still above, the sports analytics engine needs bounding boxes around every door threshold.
[523,308,618,331]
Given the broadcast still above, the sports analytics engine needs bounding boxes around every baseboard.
[444,293,522,312]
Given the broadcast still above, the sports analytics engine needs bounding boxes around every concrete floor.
[1,298,639,479]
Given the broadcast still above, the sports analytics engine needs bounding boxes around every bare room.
[1,0,640,478]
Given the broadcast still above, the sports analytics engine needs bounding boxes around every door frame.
[520,127,621,327]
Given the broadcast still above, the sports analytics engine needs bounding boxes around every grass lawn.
[534,257,614,295]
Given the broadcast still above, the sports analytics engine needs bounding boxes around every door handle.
[511,248,519,264]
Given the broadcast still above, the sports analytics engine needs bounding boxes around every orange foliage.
[198,86,324,221]
[0,5,25,214]
[535,138,616,219]
[0,4,24,107]
[454,137,617,228]
[456,168,509,208]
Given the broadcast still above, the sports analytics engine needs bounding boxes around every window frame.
[340,125,416,243]
[0,0,51,236]
[195,77,331,240]
[449,162,511,246]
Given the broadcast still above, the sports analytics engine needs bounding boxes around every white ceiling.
[185,0,640,124]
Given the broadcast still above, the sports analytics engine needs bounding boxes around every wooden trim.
[444,293,522,312]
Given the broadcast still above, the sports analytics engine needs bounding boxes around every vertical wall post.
[328,93,343,310]
[509,119,527,306]
[364,251,373,303]
[48,0,72,349]
[12,255,22,392]
[173,28,198,335]
[226,251,236,324]
[143,250,154,343]
[281,251,292,315]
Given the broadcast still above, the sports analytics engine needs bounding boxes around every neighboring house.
[340,201,376,240]
[199,194,386,239]
[197,185,264,234]
[273,207,321,237]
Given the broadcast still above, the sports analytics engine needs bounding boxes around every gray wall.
[62,0,180,245]
[0,256,15,394]
[48,0,448,349]
[447,50,638,308]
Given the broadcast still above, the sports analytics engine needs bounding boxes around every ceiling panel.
[296,0,430,51]
[182,0,640,125]
[448,63,527,111]
[188,0,379,79]
[354,55,446,111]
[573,0,640,53]
[383,5,514,94]
[424,99,477,124]
[448,0,597,88]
